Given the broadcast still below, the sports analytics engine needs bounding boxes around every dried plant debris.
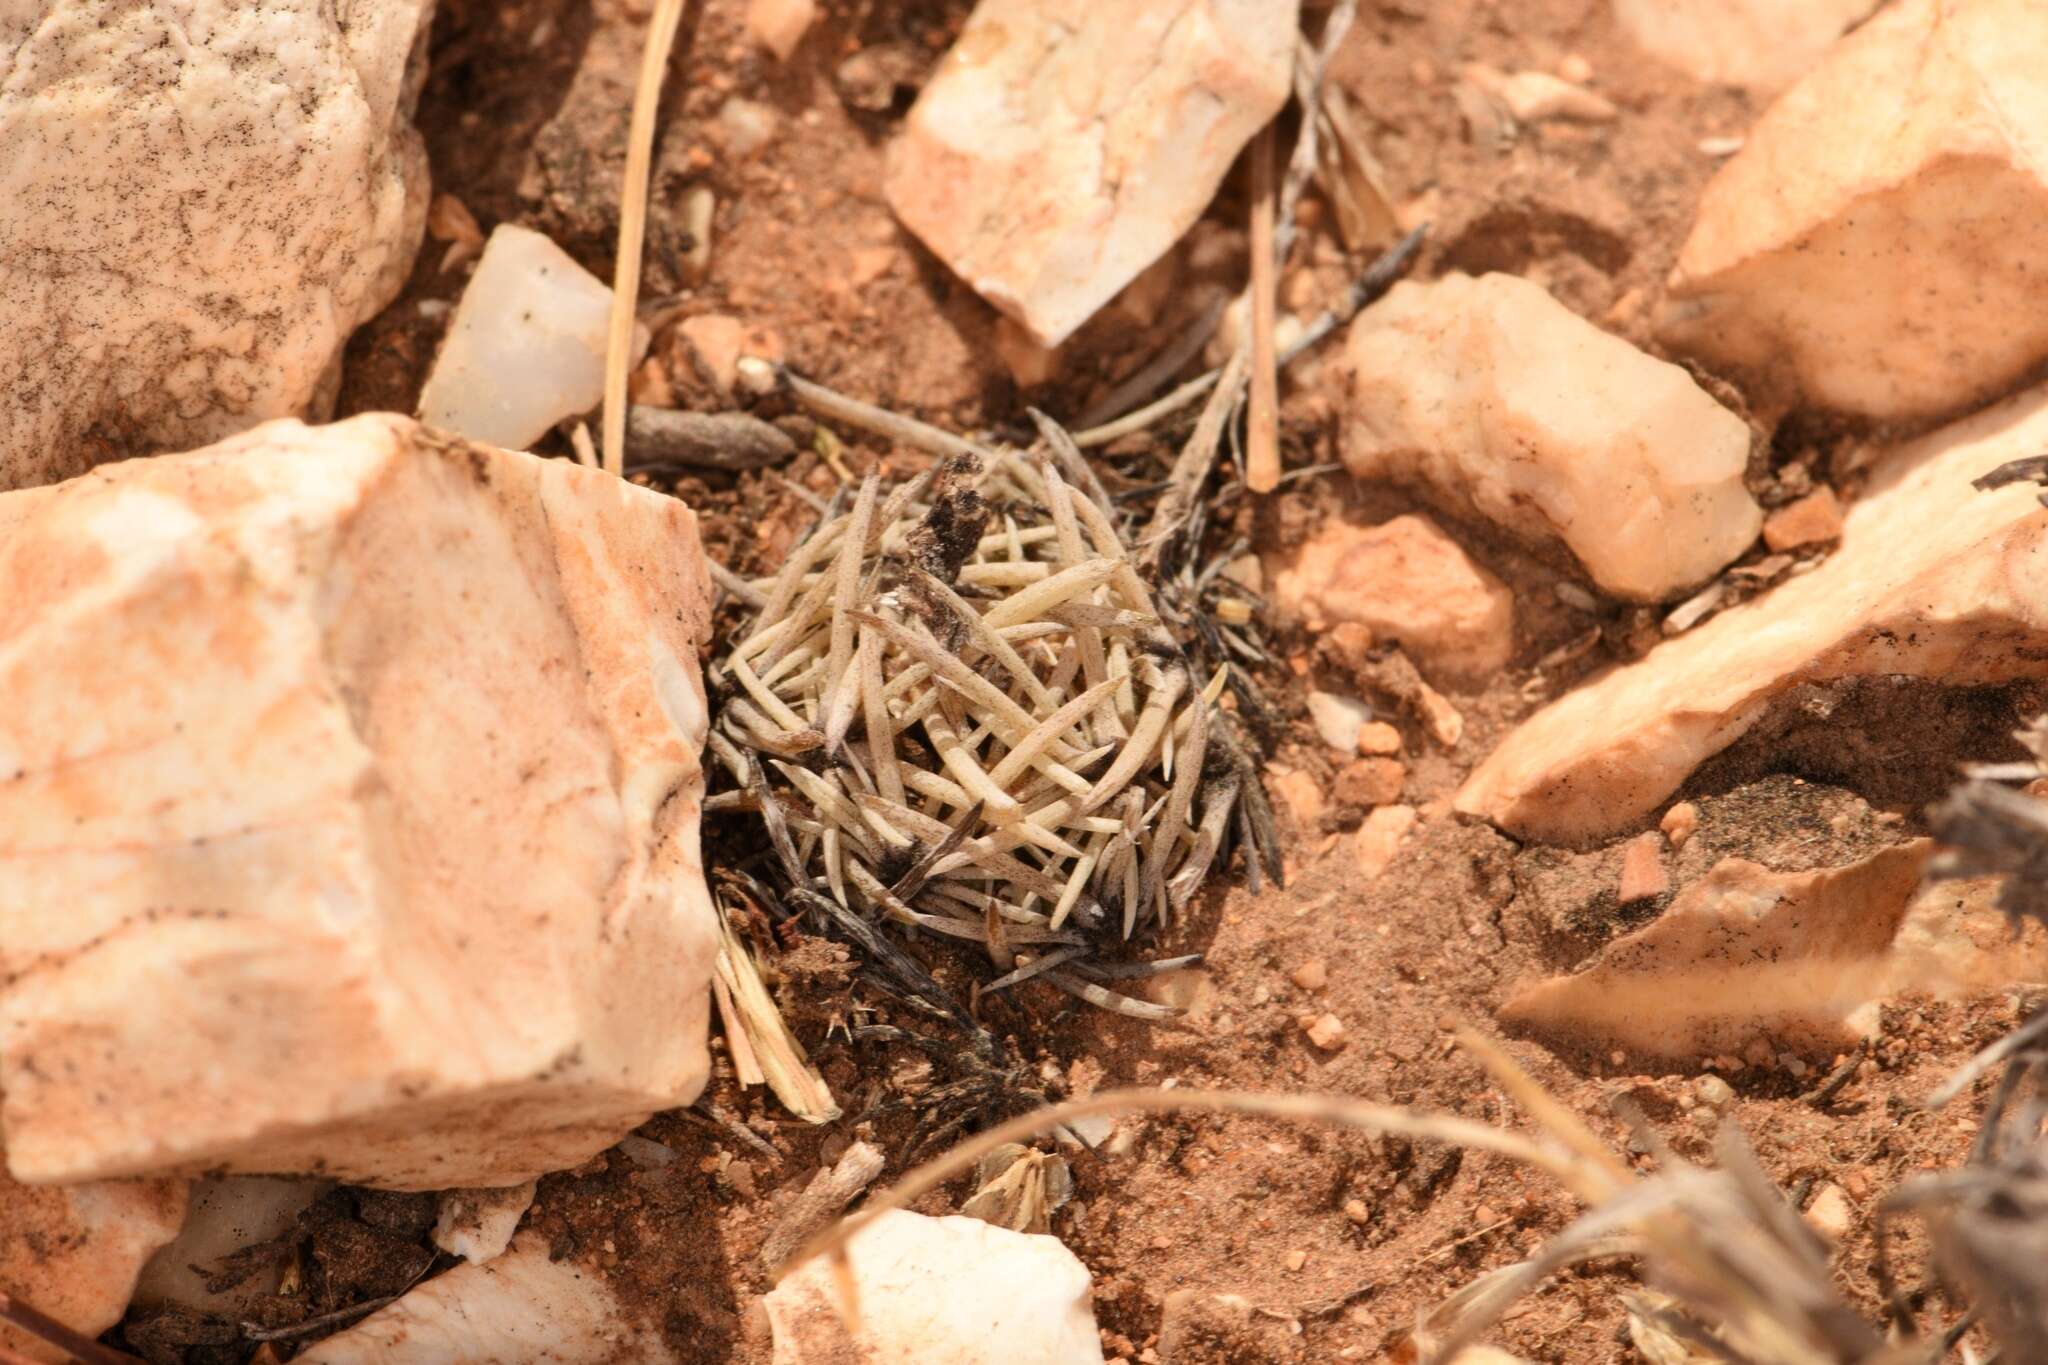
[1930,714,2048,929]
[706,435,1272,1054]
[1882,1006,2048,1360]
[959,1143,1071,1235]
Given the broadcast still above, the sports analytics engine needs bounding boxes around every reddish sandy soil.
[237,1,2046,1362]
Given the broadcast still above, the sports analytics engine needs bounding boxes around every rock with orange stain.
[884,0,1297,346]
[0,1143,186,1364]
[1616,832,1669,903]
[0,415,717,1190]
[1763,487,1846,551]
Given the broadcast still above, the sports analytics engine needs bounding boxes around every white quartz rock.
[0,1141,186,1364]
[885,0,1297,347]
[298,1235,672,1364]
[432,1182,537,1265]
[0,413,717,1190]
[418,225,620,451]
[1458,380,2048,844]
[0,0,434,492]
[135,1177,330,1314]
[767,1210,1106,1364]
[1338,272,1760,601]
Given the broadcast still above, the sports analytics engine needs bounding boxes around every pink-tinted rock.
[1271,514,1514,682]
[884,0,1297,347]
[0,414,717,1189]
[1458,380,2048,844]
[1662,0,2048,420]
[1339,272,1760,601]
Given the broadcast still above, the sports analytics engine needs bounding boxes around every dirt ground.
[266,0,2043,1361]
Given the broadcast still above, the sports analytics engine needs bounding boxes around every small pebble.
[1343,1199,1371,1224]
[1616,831,1668,903]
[1306,691,1372,754]
[1660,800,1699,849]
[1333,757,1405,808]
[1694,1075,1735,1108]
[1763,487,1846,552]
[1356,721,1403,756]
[1291,959,1329,992]
[1284,1249,1309,1272]
[1303,1013,1346,1050]
[1805,1183,1854,1242]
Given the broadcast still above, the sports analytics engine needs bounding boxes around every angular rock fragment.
[1662,0,2048,420]
[1611,0,1876,94]
[417,226,621,451]
[0,1144,186,1364]
[1339,273,1760,601]
[1458,383,2048,843]
[298,1235,669,1364]
[1503,841,2048,1062]
[432,1183,536,1265]
[885,0,1297,347]
[0,414,716,1189]
[1271,514,1514,682]
[0,0,433,491]
[767,1211,1105,1364]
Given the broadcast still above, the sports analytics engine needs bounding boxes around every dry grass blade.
[782,1085,1583,1287]
[601,0,687,477]
[715,909,840,1123]
[1245,124,1281,494]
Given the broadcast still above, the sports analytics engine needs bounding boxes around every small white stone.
[766,1211,1105,1364]
[418,225,620,451]
[432,1183,537,1265]
[717,97,781,159]
[1693,1075,1735,1108]
[1806,1183,1855,1242]
[1306,691,1373,755]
